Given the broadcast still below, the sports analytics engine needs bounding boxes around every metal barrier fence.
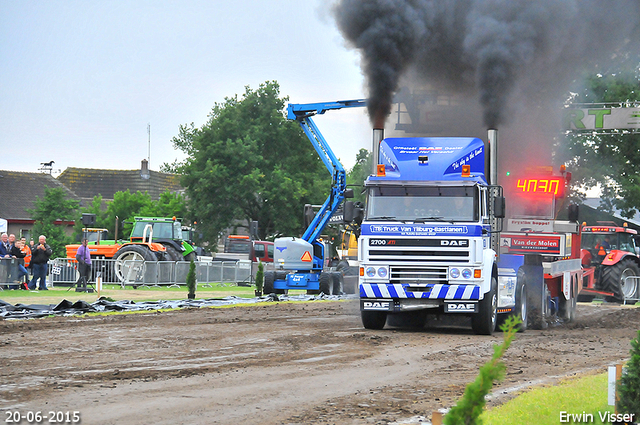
[0,258,254,289]
[623,276,640,305]
[0,258,23,289]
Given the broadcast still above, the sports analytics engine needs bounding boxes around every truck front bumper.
[360,283,481,300]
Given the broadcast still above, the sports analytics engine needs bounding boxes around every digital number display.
[515,178,564,196]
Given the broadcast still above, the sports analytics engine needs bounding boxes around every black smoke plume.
[333,0,640,128]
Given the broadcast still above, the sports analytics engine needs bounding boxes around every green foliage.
[173,81,329,246]
[255,261,264,292]
[444,316,521,425]
[347,148,372,203]
[481,373,612,425]
[559,56,640,217]
[28,186,79,258]
[186,259,196,296]
[73,190,187,242]
[618,329,640,417]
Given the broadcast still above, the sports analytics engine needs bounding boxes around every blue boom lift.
[263,100,366,295]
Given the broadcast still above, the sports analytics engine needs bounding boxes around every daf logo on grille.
[441,240,468,246]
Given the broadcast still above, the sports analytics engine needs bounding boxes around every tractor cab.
[581,222,639,267]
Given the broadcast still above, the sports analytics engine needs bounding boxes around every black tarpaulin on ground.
[0,294,355,319]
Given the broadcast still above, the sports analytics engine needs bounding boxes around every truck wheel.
[602,259,640,302]
[514,280,527,332]
[113,245,156,283]
[319,272,333,295]
[184,252,196,262]
[559,275,577,323]
[331,272,343,295]
[263,271,275,294]
[472,276,497,335]
[361,311,387,330]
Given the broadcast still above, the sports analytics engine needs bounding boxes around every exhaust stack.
[372,128,384,175]
[488,128,498,186]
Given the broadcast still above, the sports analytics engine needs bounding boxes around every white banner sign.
[565,107,640,130]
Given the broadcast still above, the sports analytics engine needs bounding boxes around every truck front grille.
[390,266,448,285]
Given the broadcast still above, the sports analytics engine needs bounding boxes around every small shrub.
[444,316,521,425]
[186,259,196,298]
[618,329,640,417]
[255,261,264,292]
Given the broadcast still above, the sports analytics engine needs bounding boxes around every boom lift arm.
[287,100,366,250]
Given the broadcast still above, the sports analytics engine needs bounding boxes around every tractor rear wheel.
[113,245,156,283]
[164,245,182,262]
[601,258,640,302]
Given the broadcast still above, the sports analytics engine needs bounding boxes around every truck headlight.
[449,268,460,279]
[377,267,388,278]
[366,267,376,277]
[462,268,472,279]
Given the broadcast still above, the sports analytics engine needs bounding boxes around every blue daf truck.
[357,130,583,335]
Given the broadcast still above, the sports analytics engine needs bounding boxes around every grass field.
[0,282,283,305]
[482,372,615,425]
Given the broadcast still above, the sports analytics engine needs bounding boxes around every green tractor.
[129,217,197,262]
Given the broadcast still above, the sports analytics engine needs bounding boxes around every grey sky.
[0,0,371,175]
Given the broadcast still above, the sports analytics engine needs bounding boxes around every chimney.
[372,128,384,175]
[488,129,498,186]
[141,159,150,180]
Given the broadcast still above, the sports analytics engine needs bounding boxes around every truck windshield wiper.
[413,216,454,223]
[367,216,398,221]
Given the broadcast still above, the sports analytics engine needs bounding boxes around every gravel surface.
[1,300,638,424]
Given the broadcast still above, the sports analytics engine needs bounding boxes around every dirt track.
[1,300,639,425]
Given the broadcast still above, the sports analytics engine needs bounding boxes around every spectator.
[29,235,52,291]
[0,233,11,286]
[20,237,32,290]
[75,238,92,292]
[0,233,10,258]
[10,240,29,289]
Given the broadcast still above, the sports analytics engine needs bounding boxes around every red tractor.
[581,222,640,302]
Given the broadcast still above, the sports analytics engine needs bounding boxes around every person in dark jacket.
[0,233,10,258]
[29,235,52,291]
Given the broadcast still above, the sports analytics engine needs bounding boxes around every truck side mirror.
[493,196,506,219]
[343,201,355,223]
[344,188,354,199]
[568,204,579,222]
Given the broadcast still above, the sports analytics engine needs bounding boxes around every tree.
[173,81,329,246]
[618,329,640,417]
[559,56,640,217]
[28,186,79,258]
[73,190,187,242]
[347,148,372,203]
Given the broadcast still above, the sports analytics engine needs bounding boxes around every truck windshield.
[366,186,479,222]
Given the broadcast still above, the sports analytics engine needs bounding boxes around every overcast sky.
[0,0,372,175]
